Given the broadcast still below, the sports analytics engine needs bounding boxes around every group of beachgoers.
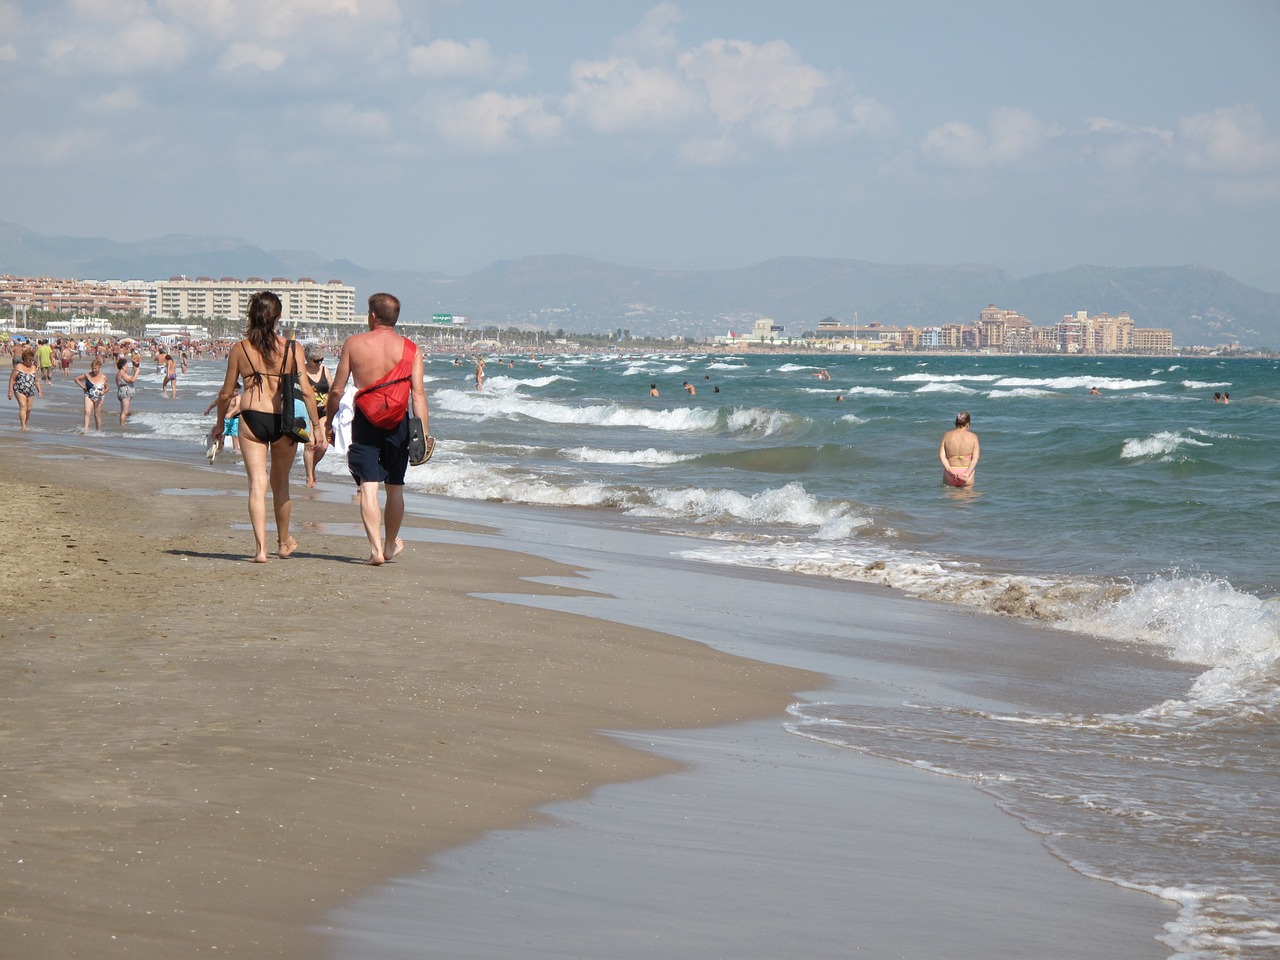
[4,335,201,432]
[208,291,428,565]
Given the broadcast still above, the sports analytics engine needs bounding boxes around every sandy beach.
[1,403,1174,959]
[0,426,817,958]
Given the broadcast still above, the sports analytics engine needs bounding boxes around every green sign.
[432,314,453,324]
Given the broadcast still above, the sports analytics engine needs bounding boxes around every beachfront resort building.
[0,275,358,327]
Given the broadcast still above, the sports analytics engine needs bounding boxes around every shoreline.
[0,433,819,958]
[1,413,1176,959]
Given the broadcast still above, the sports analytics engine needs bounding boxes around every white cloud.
[678,39,827,130]
[428,92,563,153]
[322,101,392,138]
[677,136,740,167]
[565,56,700,134]
[616,2,683,59]
[43,15,191,75]
[1177,105,1280,176]
[408,38,498,80]
[1080,116,1173,170]
[218,42,287,74]
[922,108,1043,168]
[158,0,400,41]
[91,84,143,112]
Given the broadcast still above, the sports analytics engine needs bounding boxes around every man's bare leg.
[383,485,406,561]
[357,481,386,564]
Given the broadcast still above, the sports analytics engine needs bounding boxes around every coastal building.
[0,274,357,326]
[151,276,356,324]
[0,275,148,320]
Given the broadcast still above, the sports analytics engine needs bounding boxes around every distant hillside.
[2,221,1275,347]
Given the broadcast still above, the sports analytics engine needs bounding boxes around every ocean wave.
[724,407,802,438]
[986,388,1055,398]
[432,389,721,432]
[775,363,820,372]
[995,375,1165,391]
[562,446,694,466]
[842,386,898,397]
[913,382,978,395]
[1181,380,1232,390]
[1120,431,1213,460]
[629,481,871,538]
[895,373,1002,383]
[483,374,573,390]
[679,538,1279,711]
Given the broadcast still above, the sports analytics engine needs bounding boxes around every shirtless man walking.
[939,410,980,488]
[325,293,428,565]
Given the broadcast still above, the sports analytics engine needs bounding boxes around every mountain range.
[2,220,1276,347]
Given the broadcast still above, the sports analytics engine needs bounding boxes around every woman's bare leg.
[270,437,300,557]
[239,435,271,562]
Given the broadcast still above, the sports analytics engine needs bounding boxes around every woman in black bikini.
[210,291,326,563]
[302,343,332,488]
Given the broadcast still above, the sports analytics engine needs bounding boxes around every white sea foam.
[987,387,1055,398]
[913,382,978,395]
[681,537,1279,714]
[1120,430,1212,460]
[627,481,871,538]
[895,373,1001,383]
[842,386,898,397]
[724,407,799,437]
[775,363,819,372]
[483,374,572,391]
[432,389,721,431]
[1182,380,1231,390]
[995,375,1165,391]
[562,446,694,466]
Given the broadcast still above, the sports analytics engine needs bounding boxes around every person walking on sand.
[75,358,110,433]
[303,343,332,487]
[7,347,42,430]
[210,291,326,563]
[939,411,980,489]
[325,292,428,566]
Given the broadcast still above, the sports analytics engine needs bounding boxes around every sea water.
[49,350,1279,957]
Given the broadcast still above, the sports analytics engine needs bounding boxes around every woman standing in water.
[939,410,980,488]
[74,358,110,433]
[210,291,326,563]
[115,357,140,424]
[7,347,43,430]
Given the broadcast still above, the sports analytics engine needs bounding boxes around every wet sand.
[0,413,1171,959]
[0,432,815,958]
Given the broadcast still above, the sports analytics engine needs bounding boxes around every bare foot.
[305,476,317,488]
[277,536,298,559]
[363,552,386,566]
[248,553,268,563]
[384,537,405,561]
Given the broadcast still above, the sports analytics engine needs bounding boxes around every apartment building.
[1,275,357,326]
[152,276,356,324]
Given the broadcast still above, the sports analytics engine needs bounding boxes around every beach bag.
[278,335,311,444]
[355,338,415,429]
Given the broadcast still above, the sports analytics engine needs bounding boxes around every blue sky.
[2,1,1278,291]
